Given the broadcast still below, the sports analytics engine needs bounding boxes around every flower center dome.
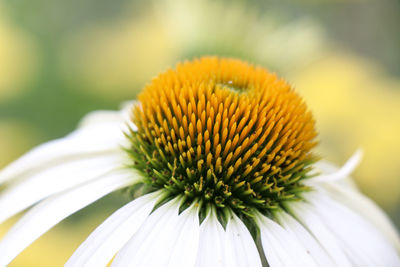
[127,57,318,216]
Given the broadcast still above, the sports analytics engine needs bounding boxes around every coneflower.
[0,57,399,267]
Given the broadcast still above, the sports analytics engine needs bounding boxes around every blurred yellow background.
[1,0,399,265]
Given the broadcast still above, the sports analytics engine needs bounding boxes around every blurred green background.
[1,0,400,265]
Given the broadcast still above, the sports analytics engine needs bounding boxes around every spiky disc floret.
[126,57,318,216]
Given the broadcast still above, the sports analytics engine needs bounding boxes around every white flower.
[0,57,399,267]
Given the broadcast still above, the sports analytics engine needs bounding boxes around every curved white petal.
[308,152,400,253]
[304,192,400,267]
[256,212,318,267]
[287,201,353,267]
[0,153,127,224]
[112,197,200,267]
[224,212,262,267]
[321,181,400,251]
[274,211,336,267]
[0,169,137,267]
[0,119,127,185]
[308,149,363,183]
[195,208,225,267]
[66,191,162,267]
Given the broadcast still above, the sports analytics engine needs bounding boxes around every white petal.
[195,208,225,267]
[165,203,200,267]
[111,199,180,267]
[274,211,336,267]
[0,153,127,224]
[256,212,318,267]
[78,102,137,133]
[321,181,400,251]
[287,201,353,267]
[309,151,400,252]
[112,197,200,267]
[78,110,126,128]
[224,212,262,267]
[304,191,400,267]
[66,191,162,267]
[0,120,127,185]
[308,149,363,183]
[119,101,138,132]
[0,169,137,267]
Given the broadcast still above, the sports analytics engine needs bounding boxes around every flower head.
[129,57,318,216]
[0,57,399,267]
